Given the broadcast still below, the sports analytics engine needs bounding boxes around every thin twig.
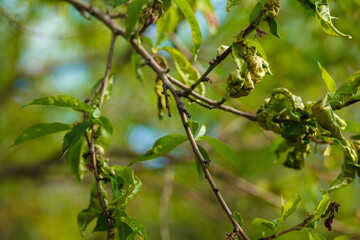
[99,33,118,107]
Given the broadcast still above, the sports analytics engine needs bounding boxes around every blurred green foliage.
[0,0,360,239]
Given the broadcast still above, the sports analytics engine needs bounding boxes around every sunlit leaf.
[129,134,188,165]
[307,193,330,225]
[278,194,302,230]
[198,136,240,168]
[162,46,205,95]
[227,0,242,12]
[10,122,71,147]
[234,211,244,227]
[23,95,92,112]
[318,62,336,93]
[194,121,206,140]
[188,120,199,135]
[125,0,147,39]
[344,120,360,134]
[314,0,352,39]
[172,0,202,61]
[307,228,327,240]
[156,4,179,45]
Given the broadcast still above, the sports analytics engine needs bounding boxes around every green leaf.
[278,194,302,230]
[108,166,142,210]
[156,4,179,46]
[344,120,360,134]
[92,116,114,134]
[307,193,330,225]
[90,75,114,104]
[66,138,86,181]
[251,218,277,237]
[77,181,107,236]
[227,0,242,12]
[314,0,352,39]
[245,38,267,60]
[125,0,147,39]
[307,228,327,240]
[131,50,144,85]
[345,94,360,104]
[92,107,101,119]
[129,134,188,165]
[162,46,205,95]
[194,121,206,140]
[318,62,336,93]
[23,95,92,112]
[172,0,202,61]
[114,0,127,8]
[93,213,108,232]
[10,122,71,147]
[195,145,209,181]
[233,211,244,227]
[198,136,240,168]
[63,121,91,153]
[114,209,147,240]
[333,235,351,240]
[249,1,263,23]
[266,18,281,38]
[298,0,316,16]
[188,120,199,135]
[334,70,360,106]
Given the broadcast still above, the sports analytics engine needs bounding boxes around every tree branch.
[63,0,252,238]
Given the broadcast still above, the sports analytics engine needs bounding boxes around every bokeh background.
[1,0,360,239]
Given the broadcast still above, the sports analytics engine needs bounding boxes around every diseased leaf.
[266,18,281,38]
[278,194,302,230]
[314,0,352,39]
[156,4,179,45]
[172,0,202,60]
[233,211,244,227]
[129,134,188,165]
[195,145,209,181]
[125,0,147,39]
[131,50,144,84]
[198,136,240,168]
[63,121,91,154]
[227,0,242,12]
[23,95,92,112]
[162,46,205,95]
[66,138,86,181]
[318,62,336,93]
[307,228,327,240]
[10,122,71,147]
